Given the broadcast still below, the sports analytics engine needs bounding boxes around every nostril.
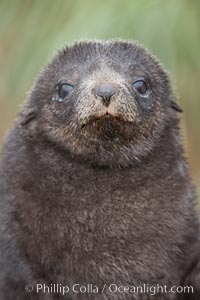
[96,84,116,105]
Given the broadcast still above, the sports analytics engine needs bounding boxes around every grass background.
[0,0,199,205]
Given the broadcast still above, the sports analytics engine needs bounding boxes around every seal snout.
[96,84,116,107]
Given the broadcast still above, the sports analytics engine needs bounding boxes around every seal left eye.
[58,83,74,99]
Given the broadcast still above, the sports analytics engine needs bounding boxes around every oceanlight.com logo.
[25,283,194,296]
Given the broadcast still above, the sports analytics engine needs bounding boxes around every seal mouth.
[80,112,135,143]
[81,112,120,129]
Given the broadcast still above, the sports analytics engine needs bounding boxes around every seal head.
[22,40,181,167]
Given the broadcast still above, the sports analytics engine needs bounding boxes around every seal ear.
[20,109,37,126]
[171,100,183,113]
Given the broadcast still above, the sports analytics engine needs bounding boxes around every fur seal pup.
[0,40,199,300]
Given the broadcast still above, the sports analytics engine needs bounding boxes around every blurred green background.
[0,0,199,205]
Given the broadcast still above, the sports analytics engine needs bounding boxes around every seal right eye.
[132,80,148,96]
[58,83,74,99]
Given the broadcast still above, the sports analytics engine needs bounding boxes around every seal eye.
[58,83,74,99]
[132,80,148,96]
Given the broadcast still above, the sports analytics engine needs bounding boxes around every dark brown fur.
[0,40,199,300]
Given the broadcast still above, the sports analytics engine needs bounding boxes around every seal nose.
[96,84,116,106]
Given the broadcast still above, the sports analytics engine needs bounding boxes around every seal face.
[25,40,178,167]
